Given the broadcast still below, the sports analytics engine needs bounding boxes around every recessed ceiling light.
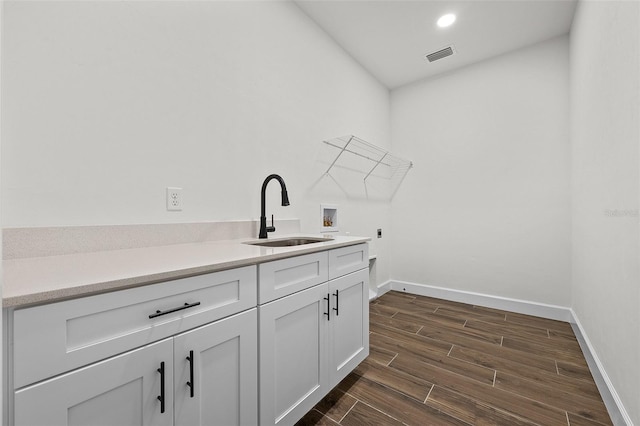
[437,13,456,28]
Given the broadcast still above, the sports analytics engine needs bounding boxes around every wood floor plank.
[340,402,404,426]
[510,331,583,356]
[295,409,340,426]
[313,388,358,424]
[370,312,423,333]
[389,300,447,317]
[502,336,588,366]
[568,412,613,426]
[445,329,565,372]
[549,327,581,340]
[391,353,570,425]
[394,309,467,328]
[494,371,612,425]
[375,292,417,309]
[417,318,504,346]
[383,306,500,345]
[449,345,601,401]
[505,312,574,334]
[410,297,443,312]
[370,322,452,354]
[434,306,507,323]
[449,346,556,377]
[414,295,486,312]
[470,304,513,317]
[367,344,397,365]
[436,302,508,321]
[370,303,399,317]
[557,360,597,382]
[353,358,433,402]
[465,317,550,339]
[466,318,584,359]
[372,332,495,385]
[337,373,470,426]
[381,290,417,301]
[369,332,450,366]
[426,385,541,426]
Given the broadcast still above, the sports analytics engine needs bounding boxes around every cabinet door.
[14,338,173,426]
[174,308,258,426]
[329,268,370,387]
[259,284,329,426]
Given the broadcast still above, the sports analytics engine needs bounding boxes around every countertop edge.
[3,236,370,309]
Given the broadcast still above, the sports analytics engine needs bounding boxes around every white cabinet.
[259,244,369,426]
[174,309,258,426]
[6,242,368,426]
[15,338,174,426]
[8,267,258,426]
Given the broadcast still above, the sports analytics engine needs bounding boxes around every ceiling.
[294,0,577,89]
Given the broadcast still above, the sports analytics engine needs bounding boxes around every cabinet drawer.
[13,266,257,389]
[328,243,369,280]
[258,252,328,304]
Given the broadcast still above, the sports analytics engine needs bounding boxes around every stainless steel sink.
[245,237,333,247]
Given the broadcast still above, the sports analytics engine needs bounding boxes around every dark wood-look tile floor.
[296,291,612,426]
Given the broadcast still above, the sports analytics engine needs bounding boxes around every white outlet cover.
[166,187,183,211]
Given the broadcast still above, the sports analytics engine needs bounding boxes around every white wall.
[571,1,640,424]
[390,36,571,306]
[0,1,391,282]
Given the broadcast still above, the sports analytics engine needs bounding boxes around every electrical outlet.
[377,228,382,238]
[166,187,183,211]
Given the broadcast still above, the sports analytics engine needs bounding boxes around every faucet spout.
[259,174,290,239]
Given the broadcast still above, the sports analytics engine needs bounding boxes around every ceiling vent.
[425,46,455,63]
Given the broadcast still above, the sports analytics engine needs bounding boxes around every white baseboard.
[369,280,392,301]
[570,310,634,426]
[388,280,573,322]
[382,280,632,425]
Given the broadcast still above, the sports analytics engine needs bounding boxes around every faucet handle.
[266,214,276,233]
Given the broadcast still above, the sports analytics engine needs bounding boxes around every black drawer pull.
[186,350,195,398]
[333,290,339,316]
[157,361,166,414]
[149,302,201,319]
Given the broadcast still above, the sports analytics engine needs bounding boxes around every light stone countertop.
[2,235,369,308]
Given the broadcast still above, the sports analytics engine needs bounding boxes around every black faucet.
[259,174,290,238]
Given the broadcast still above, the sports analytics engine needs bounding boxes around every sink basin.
[245,237,333,247]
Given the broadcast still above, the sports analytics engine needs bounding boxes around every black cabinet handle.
[324,293,330,321]
[333,290,339,316]
[186,350,195,398]
[157,361,166,414]
[149,302,201,319]
[323,293,331,321]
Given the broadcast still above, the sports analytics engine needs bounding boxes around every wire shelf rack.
[323,135,413,182]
